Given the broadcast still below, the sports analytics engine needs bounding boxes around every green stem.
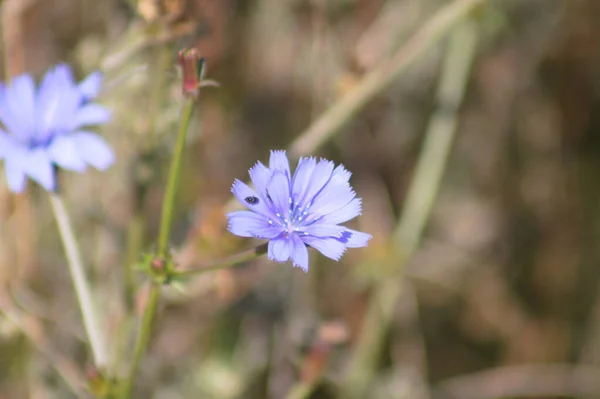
[175,243,268,277]
[119,99,196,399]
[123,214,144,311]
[157,100,196,257]
[118,283,160,399]
[49,193,107,368]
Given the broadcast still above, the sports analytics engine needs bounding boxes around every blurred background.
[2,0,600,398]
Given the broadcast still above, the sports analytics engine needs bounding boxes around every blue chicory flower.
[0,64,114,193]
[228,150,371,271]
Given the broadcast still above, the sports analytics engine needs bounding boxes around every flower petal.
[48,64,76,86]
[46,135,87,172]
[267,170,291,215]
[72,104,112,129]
[227,211,280,238]
[232,179,256,202]
[331,164,351,184]
[289,234,309,271]
[301,224,347,238]
[9,74,36,125]
[251,226,284,239]
[308,180,356,220]
[299,159,334,207]
[231,179,276,219]
[23,149,55,191]
[4,151,28,193]
[344,229,372,248]
[249,161,271,198]
[269,150,290,177]
[0,83,7,127]
[301,236,346,261]
[36,65,81,137]
[78,72,103,100]
[1,74,36,139]
[70,132,115,171]
[291,157,316,204]
[268,237,291,263]
[0,129,17,160]
[319,198,362,225]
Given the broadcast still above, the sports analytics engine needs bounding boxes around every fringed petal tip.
[345,230,372,248]
[230,178,242,193]
[78,71,104,100]
[292,262,309,273]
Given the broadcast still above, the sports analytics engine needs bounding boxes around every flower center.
[29,136,53,148]
[272,196,314,237]
[286,221,295,236]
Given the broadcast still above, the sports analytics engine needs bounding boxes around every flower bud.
[178,48,205,98]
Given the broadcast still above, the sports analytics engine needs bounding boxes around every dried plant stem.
[119,99,196,399]
[49,193,108,368]
[341,17,480,398]
[289,0,486,158]
[175,243,268,276]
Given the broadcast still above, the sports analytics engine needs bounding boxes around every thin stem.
[175,243,268,277]
[157,100,196,257]
[49,193,108,368]
[119,99,196,399]
[118,283,160,399]
[123,214,143,311]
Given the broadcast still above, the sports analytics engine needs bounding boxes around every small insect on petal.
[245,196,259,205]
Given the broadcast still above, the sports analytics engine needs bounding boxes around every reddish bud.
[150,257,165,272]
[178,48,204,98]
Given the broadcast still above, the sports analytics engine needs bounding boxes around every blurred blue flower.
[0,64,114,193]
[228,150,371,271]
